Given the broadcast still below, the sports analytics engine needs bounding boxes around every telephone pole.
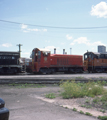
[17,44,22,58]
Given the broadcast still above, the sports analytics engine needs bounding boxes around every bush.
[60,80,106,99]
[60,81,85,99]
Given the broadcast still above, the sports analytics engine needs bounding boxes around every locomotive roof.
[39,48,50,52]
[85,51,107,55]
[33,48,50,52]
[51,54,82,57]
[0,51,20,55]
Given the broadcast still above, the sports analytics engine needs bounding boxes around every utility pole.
[17,44,22,58]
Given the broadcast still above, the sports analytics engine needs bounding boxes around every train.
[1,48,107,74]
[0,51,24,74]
[84,51,107,73]
[26,48,84,74]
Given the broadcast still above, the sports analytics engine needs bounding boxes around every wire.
[0,19,107,29]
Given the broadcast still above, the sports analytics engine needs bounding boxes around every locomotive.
[84,51,107,73]
[0,51,23,74]
[26,48,84,74]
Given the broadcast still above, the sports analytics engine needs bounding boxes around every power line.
[0,19,107,30]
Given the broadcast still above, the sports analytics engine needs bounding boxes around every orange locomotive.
[26,48,84,74]
[84,51,107,73]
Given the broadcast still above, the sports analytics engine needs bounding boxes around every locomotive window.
[38,51,41,59]
[100,54,105,58]
[32,51,35,59]
[84,54,88,60]
[89,54,91,58]
[105,55,107,59]
[43,52,49,56]
[12,57,15,59]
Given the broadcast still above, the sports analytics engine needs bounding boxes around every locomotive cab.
[84,51,107,73]
[31,48,51,73]
[84,52,99,72]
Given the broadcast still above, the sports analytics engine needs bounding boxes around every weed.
[79,110,84,114]
[100,109,106,113]
[98,116,107,120]
[93,97,100,103]
[86,105,92,109]
[85,99,90,103]
[8,83,45,88]
[72,108,77,111]
[45,93,56,99]
[60,80,106,99]
[81,104,86,107]
[85,112,92,116]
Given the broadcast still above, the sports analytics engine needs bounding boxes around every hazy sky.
[0,0,107,57]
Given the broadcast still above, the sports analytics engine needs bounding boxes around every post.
[17,44,22,58]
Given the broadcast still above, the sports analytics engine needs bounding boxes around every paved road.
[0,86,98,120]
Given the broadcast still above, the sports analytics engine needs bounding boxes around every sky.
[0,0,107,58]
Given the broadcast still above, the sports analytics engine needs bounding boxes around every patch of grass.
[93,97,100,103]
[81,104,86,107]
[72,108,77,111]
[45,93,56,99]
[60,80,107,99]
[85,112,92,116]
[86,105,92,109]
[100,93,107,102]
[8,83,45,88]
[79,110,84,114]
[98,116,107,120]
[85,99,90,103]
[100,109,106,113]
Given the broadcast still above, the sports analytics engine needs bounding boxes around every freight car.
[84,51,107,73]
[26,48,84,74]
[0,51,22,74]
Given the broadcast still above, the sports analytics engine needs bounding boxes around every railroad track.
[0,76,107,84]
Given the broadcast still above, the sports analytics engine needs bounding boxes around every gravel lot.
[0,85,100,120]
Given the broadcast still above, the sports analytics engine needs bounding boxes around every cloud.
[66,34,73,40]
[44,46,60,54]
[2,43,12,47]
[21,24,47,32]
[90,2,107,18]
[21,24,27,29]
[70,37,105,46]
[45,46,55,50]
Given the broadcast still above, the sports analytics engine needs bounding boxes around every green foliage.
[72,108,77,111]
[101,81,107,86]
[100,93,107,102]
[8,83,45,88]
[93,97,100,103]
[45,93,56,99]
[60,80,106,99]
[79,110,84,114]
[60,81,85,99]
[100,109,106,113]
[98,116,107,120]
[85,112,92,116]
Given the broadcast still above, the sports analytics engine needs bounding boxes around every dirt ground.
[0,84,103,120]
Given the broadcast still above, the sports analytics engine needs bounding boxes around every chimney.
[63,49,65,54]
[54,48,56,54]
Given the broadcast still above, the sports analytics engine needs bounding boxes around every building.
[98,45,106,53]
